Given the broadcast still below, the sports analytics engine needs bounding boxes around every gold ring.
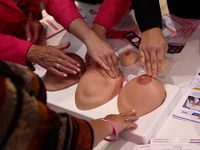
[125,116,129,122]
[56,63,60,69]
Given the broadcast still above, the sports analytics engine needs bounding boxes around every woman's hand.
[140,27,169,77]
[69,18,120,78]
[26,42,81,77]
[89,110,139,147]
[24,11,45,44]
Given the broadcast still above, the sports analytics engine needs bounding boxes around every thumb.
[55,42,70,50]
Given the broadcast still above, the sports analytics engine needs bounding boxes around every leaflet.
[150,138,200,150]
[173,71,200,123]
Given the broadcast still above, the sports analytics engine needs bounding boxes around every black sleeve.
[131,0,162,32]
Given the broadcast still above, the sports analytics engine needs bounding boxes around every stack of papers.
[134,138,200,150]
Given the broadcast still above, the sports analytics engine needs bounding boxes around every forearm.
[94,0,132,32]
[92,22,107,41]
[89,119,113,147]
[69,18,101,47]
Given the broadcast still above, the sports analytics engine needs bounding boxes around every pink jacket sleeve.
[42,0,83,31]
[0,34,32,66]
[94,0,132,32]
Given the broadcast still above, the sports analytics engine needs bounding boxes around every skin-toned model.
[118,74,166,116]
[75,62,123,110]
[43,52,87,91]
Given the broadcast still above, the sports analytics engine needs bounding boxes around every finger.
[139,50,145,67]
[100,57,115,78]
[85,53,92,68]
[111,54,120,77]
[56,60,81,74]
[126,115,139,122]
[25,24,32,42]
[57,51,81,68]
[149,50,158,77]
[144,51,152,76]
[106,56,117,78]
[95,57,111,76]
[39,25,45,44]
[48,67,68,77]
[126,121,138,129]
[32,24,40,44]
[156,46,167,75]
[55,42,71,50]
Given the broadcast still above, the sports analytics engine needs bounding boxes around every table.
[44,1,200,149]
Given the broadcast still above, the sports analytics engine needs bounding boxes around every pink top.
[0,0,41,66]
[42,0,132,32]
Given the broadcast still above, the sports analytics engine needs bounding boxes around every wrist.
[26,44,37,63]
[92,23,107,41]
[97,118,118,142]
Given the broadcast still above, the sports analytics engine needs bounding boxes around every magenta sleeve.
[42,0,83,31]
[94,0,132,32]
[0,34,32,66]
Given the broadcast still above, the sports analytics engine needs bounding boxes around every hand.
[24,11,45,45]
[26,42,81,77]
[104,110,139,135]
[89,110,139,147]
[89,22,120,78]
[139,27,169,77]
[69,18,119,78]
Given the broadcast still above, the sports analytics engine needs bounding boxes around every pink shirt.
[0,0,41,66]
[42,0,132,32]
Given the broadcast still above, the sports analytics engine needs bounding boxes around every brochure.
[150,138,200,150]
[173,71,200,123]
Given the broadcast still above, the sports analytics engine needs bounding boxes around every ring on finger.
[125,116,129,122]
[56,63,60,69]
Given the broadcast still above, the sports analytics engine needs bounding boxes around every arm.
[131,0,168,77]
[0,34,81,77]
[19,0,45,44]
[0,60,139,149]
[41,0,119,78]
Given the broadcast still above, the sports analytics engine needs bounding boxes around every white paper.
[150,138,200,150]
[173,71,200,123]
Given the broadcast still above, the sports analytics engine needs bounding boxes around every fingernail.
[112,75,116,78]
[148,71,151,76]
[64,74,67,77]
[77,64,81,67]
[107,67,110,71]
[27,38,30,41]
[73,71,77,74]
[132,109,136,112]
[136,114,140,117]
[77,68,81,72]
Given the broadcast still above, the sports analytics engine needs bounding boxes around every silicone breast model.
[117,75,165,116]
[43,53,86,91]
[120,51,139,67]
[161,57,169,72]
[75,63,123,110]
